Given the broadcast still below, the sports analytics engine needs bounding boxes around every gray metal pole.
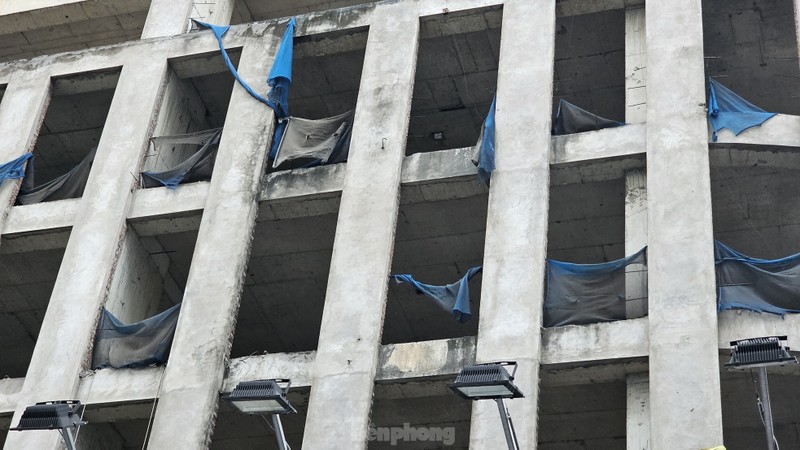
[270,414,290,450]
[757,367,777,450]
[494,399,519,450]
[61,427,77,450]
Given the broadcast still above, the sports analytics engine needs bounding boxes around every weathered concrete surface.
[75,366,165,406]
[3,42,170,450]
[190,0,236,27]
[128,181,209,220]
[551,123,645,165]
[625,169,648,319]
[541,318,649,365]
[0,379,23,413]
[626,373,650,450]
[141,0,194,39]
[645,0,724,448]
[3,199,79,235]
[301,4,418,448]
[145,32,278,449]
[718,310,800,350]
[625,5,647,123]
[469,1,554,449]
[0,69,50,244]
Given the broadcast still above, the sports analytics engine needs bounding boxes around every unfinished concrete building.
[0,0,799,448]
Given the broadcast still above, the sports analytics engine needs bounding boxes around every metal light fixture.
[726,336,798,450]
[225,379,296,450]
[10,400,86,450]
[449,361,524,450]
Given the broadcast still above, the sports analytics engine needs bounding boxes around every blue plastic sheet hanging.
[715,241,800,316]
[708,78,776,142]
[390,266,483,323]
[0,153,32,182]
[472,96,496,186]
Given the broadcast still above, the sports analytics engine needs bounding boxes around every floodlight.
[449,362,524,450]
[726,336,797,369]
[725,336,798,450]
[11,400,85,450]
[225,379,296,450]
[449,361,524,401]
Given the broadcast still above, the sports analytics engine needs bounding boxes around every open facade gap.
[702,0,800,115]
[73,401,153,450]
[382,180,488,345]
[229,196,341,357]
[552,8,625,126]
[368,379,471,449]
[0,228,72,378]
[406,6,502,156]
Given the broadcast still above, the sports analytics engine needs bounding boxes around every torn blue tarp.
[141,128,222,189]
[545,248,647,327]
[193,19,278,111]
[92,303,181,370]
[551,99,624,135]
[471,96,496,186]
[708,78,776,142]
[267,17,295,118]
[715,241,800,316]
[390,266,483,323]
[0,153,32,182]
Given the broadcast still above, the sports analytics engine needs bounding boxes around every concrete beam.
[302,5,418,448]
[2,200,79,236]
[718,310,800,350]
[128,182,209,220]
[551,123,645,165]
[541,318,649,365]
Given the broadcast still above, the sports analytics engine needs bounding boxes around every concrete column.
[469,1,555,449]
[627,373,650,450]
[4,43,171,450]
[190,0,236,27]
[301,5,419,449]
[105,229,167,323]
[145,33,278,448]
[141,0,194,39]
[0,69,50,239]
[625,169,647,319]
[625,5,647,123]
[645,0,724,448]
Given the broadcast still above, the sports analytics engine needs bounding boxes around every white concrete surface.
[302,4,419,448]
[645,0,724,448]
[469,1,555,449]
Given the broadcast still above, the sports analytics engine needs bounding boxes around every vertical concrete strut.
[0,69,50,239]
[141,0,196,39]
[645,0,724,448]
[625,6,647,124]
[3,45,171,450]
[145,34,278,448]
[301,4,418,449]
[469,1,555,449]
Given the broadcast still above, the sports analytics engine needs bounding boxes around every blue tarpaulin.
[545,248,647,327]
[471,96,496,185]
[0,153,32,182]
[708,78,776,142]
[552,99,624,135]
[390,266,483,323]
[715,241,800,316]
[141,128,222,189]
[92,303,181,369]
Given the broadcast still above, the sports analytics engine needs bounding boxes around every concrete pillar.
[469,1,555,449]
[141,0,194,39]
[625,169,647,319]
[190,0,236,27]
[3,44,171,450]
[301,4,419,449]
[627,373,650,450]
[0,69,50,239]
[625,5,647,123]
[145,33,278,448]
[645,0,724,448]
